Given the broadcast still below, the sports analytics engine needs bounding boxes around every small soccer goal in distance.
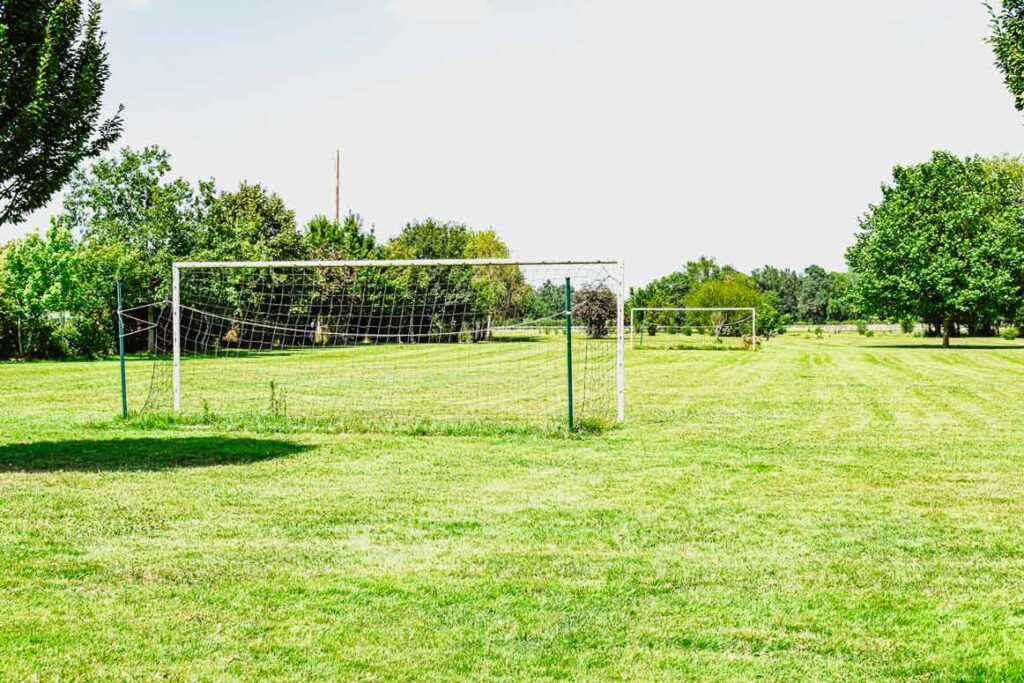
[630,307,758,351]
[125,259,625,431]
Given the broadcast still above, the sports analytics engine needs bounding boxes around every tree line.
[0,147,623,359]
[6,1,1024,356]
[626,257,858,336]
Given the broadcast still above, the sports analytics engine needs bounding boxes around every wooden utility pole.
[334,149,341,224]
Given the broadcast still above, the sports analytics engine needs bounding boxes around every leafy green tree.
[305,213,377,260]
[752,265,800,316]
[385,218,472,259]
[988,0,1024,113]
[0,0,123,226]
[64,146,209,305]
[846,151,1024,347]
[628,256,733,310]
[202,182,305,262]
[525,280,564,320]
[797,265,831,323]
[825,272,859,321]
[684,273,773,338]
[0,220,112,357]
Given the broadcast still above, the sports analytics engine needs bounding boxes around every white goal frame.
[630,307,757,350]
[172,258,626,422]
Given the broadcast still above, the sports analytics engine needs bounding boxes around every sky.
[3,0,1024,287]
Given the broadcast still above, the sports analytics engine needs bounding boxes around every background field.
[2,333,1024,681]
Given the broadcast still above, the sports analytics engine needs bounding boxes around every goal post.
[630,307,757,351]
[162,258,625,429]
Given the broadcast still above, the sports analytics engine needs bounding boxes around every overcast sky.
[4,0,1023,286]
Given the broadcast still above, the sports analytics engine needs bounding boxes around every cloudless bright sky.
[4,0,1023,286]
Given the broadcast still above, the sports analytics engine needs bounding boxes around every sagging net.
[120,262,622,430]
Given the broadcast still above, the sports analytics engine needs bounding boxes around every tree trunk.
[942,318,952,348]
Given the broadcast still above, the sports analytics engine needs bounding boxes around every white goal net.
[630,307,757,351]
[124,259,624,431]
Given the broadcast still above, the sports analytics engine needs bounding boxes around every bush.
[900,318,916,334]
[572,284,616,338]
[865,330,875,338]
[855,320,868,336]
[52,313,113,358]
[814,326,824,339]
[682,326,693,336]
[1001,326,1020,341]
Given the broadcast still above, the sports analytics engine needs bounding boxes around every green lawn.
[2,333,1024,681]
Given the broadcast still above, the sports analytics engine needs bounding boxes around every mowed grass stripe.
[1,333,1023,679]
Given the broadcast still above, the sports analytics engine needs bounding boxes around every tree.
[628,256,733,310]
[846,151,1024,347]
[752,265,800,317]
[573,283,616,338]
[988,0,1024,114]
[684,274,771,339]
[798,265,831,323]
[64,146,208,304]
[825,271,859,322]
[0,220,117,357]
[0,0,123,226]
[305,213,377,259]
[203,182,305,262]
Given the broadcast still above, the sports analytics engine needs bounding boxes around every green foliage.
[64,146,209,305]
[847,151,1024,347]
[525,280,564,321]
[798,265,830,322]
[988,0,1024,113]
[0,0,123,226]
[684,273,778,339]
[628,256,733,310]
[751,266,800,317]
[900,318,916,334]
[1002,325,1020,340]
[305,213,377,259]
[752,264,857,323]
[203,182,305,262]
[856,320,869,336]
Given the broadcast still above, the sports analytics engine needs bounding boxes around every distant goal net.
[123,259,624,430]
[630,307,757,351]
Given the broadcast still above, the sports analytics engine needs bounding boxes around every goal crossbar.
[630,306,757,350]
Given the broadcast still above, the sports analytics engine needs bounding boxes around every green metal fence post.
[564,277,574,432]
[117,280,128,419]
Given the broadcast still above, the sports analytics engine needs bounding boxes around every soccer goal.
[129,259,625,430]
[630,307,757,351]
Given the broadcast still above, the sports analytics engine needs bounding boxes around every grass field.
[2,333,1024,680]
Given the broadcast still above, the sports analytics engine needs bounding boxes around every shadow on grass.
[0,437,311,473]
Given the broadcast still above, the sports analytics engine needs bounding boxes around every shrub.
[1001,326,1020,341]
[900,318,916,334]
[865,330,875,338]
[814,326,824,339]
[682,326,693,336]
[855,320,868,336]
[573,284,616,338]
